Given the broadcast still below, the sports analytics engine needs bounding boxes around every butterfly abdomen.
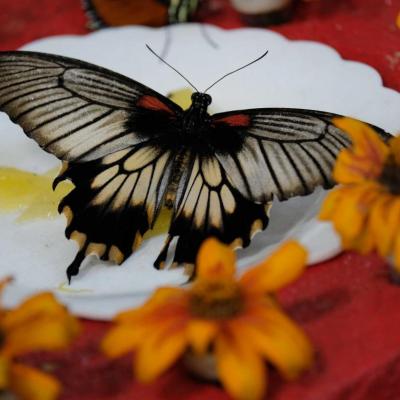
[165,150,190,208]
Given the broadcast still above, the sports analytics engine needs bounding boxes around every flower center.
[189,281,244,319]
[379,155,400,195]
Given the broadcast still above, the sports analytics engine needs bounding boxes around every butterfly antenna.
[146,44,199,92]
[200,24,219,49]
[204,49,269,93]
[160,26,172,60]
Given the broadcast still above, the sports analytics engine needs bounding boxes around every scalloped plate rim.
[0,23,398,319]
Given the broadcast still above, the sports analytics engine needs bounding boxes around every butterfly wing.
[211,108,392,202]
[154,153,271,271]
[168,0,200,23]
[154,108,391,271]
[0,51,182,162]
[57,145,174,281]
[0,51,183,279]
[82,0,169,29]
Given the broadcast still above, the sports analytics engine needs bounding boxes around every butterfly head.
[191,92,212,109]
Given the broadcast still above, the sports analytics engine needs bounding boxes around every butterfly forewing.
[0,51,182,162]
[212,108,389,202]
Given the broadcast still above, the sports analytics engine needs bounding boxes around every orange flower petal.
[385,199,400,252]
[0,277,13,294]
[332,184,382,242]
[240,241,307,293]
[134,323,188,383]
[3,316,79,357]
[340,225,375,254]
[104,289,190,361]
[114,287,186,323]
[196,238,236,281]
[319,187,346,220]
[101,324,145,358]
[356,230,376,254]
[396,11,400,29]
[237,307,313,380]
[332,187,366,240]
[333,118,388,181]
[334,150,381,183]
[393,235,400,275]
[215,331,267,400]
[389,135,400,165]
[369,195,400,256]
[1,292,71,331]
[0,354,9,389]
[320,181,387,255]
[9,363,60,400]
[186,319,218,355]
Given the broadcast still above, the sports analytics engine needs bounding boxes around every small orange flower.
[0,278,80,400]
[102,239,313,400]
[320,117,400,275]
[397,11,400,29]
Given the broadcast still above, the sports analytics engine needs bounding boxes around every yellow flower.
[102,239,313,400]
[0,278,80,400]
[320,117,400,274]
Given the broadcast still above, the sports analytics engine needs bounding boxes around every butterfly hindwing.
[0,51,182,162]
[154,154,271,270]
[56,144,173,280]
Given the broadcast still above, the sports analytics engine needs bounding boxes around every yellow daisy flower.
[102,238,313,400]
[320,117,400,275]
[0,278,80,400]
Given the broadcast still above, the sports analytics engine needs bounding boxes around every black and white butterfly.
[0,50,391,281]
[83,0,200,30]
[168,0,200,23]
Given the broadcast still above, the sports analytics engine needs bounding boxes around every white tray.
[1,24,399,319]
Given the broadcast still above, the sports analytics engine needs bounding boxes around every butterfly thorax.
[181,92,212,135]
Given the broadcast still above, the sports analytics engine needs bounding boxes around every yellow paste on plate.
[0,167,72,222]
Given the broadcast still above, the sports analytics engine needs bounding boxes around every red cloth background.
[1,1,400,399]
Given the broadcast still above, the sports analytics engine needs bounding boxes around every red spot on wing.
[215,114,251,127]
[137,95,174,114]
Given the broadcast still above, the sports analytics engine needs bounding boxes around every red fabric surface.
[1,1,400,399]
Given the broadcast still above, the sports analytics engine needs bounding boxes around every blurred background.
[0,0,399,91]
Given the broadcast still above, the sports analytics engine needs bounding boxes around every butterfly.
[0,50,391,282]
[83,0,200,30]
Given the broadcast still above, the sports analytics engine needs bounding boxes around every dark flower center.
[189,281,244,319]
[379,155,400,195]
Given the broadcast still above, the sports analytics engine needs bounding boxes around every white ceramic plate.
[1,24,399,319]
